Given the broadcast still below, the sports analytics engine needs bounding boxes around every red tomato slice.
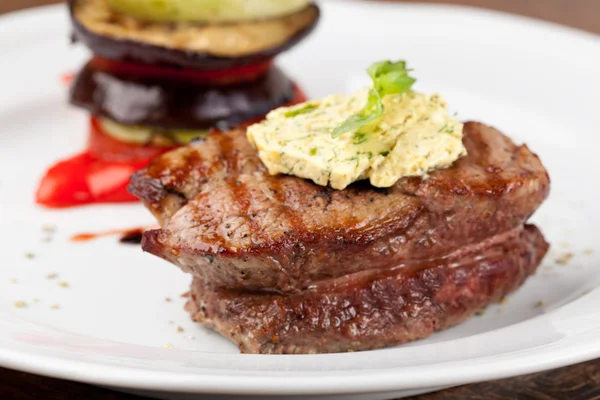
[91,57,273,85]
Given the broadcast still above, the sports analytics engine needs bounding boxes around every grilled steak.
[186,224,548,354]
[130,121,550,293]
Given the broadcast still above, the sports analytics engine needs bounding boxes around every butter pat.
[247,90,466,190]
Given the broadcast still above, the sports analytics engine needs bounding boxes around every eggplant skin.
[69,59,296,131]
[69,0,320,69]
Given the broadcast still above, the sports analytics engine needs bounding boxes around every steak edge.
[130,121,550,293]
[186,224,548,354]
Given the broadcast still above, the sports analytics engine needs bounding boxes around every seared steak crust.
[130,122,550,293]
[186,225,548,354]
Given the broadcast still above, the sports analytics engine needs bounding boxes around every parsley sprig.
[331,60,416,138]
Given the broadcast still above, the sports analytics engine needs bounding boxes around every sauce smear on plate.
[71,226,151,244]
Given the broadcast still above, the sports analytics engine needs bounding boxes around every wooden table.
[1,1,599,399]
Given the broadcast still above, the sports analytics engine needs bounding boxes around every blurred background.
[1,0,599,34]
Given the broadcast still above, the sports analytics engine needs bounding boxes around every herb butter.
[247,90,466,190]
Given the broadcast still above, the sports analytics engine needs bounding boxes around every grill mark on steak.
[130,121,550,293]
[272,177,307,236]
[186,225,548,354]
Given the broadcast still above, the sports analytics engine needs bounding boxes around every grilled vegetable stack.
[36,0,319,208]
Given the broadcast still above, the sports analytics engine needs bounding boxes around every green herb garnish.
[284,103,317,118]
[310,147,318,156]
[331,60,416,138]
[353,131,368,145]
[438,124,455,134]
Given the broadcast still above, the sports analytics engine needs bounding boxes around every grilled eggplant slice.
[70,58,296,131]
[105,0,311,23]
[70,0,320,69]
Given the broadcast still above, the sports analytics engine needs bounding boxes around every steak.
[186,224,548,354]
[130,121,550,293]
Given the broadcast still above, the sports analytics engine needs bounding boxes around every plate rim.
[1,289,600,395]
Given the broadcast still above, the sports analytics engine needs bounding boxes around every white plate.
[1,1,600,399]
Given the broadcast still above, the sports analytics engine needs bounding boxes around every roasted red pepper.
[36,118,172,208]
